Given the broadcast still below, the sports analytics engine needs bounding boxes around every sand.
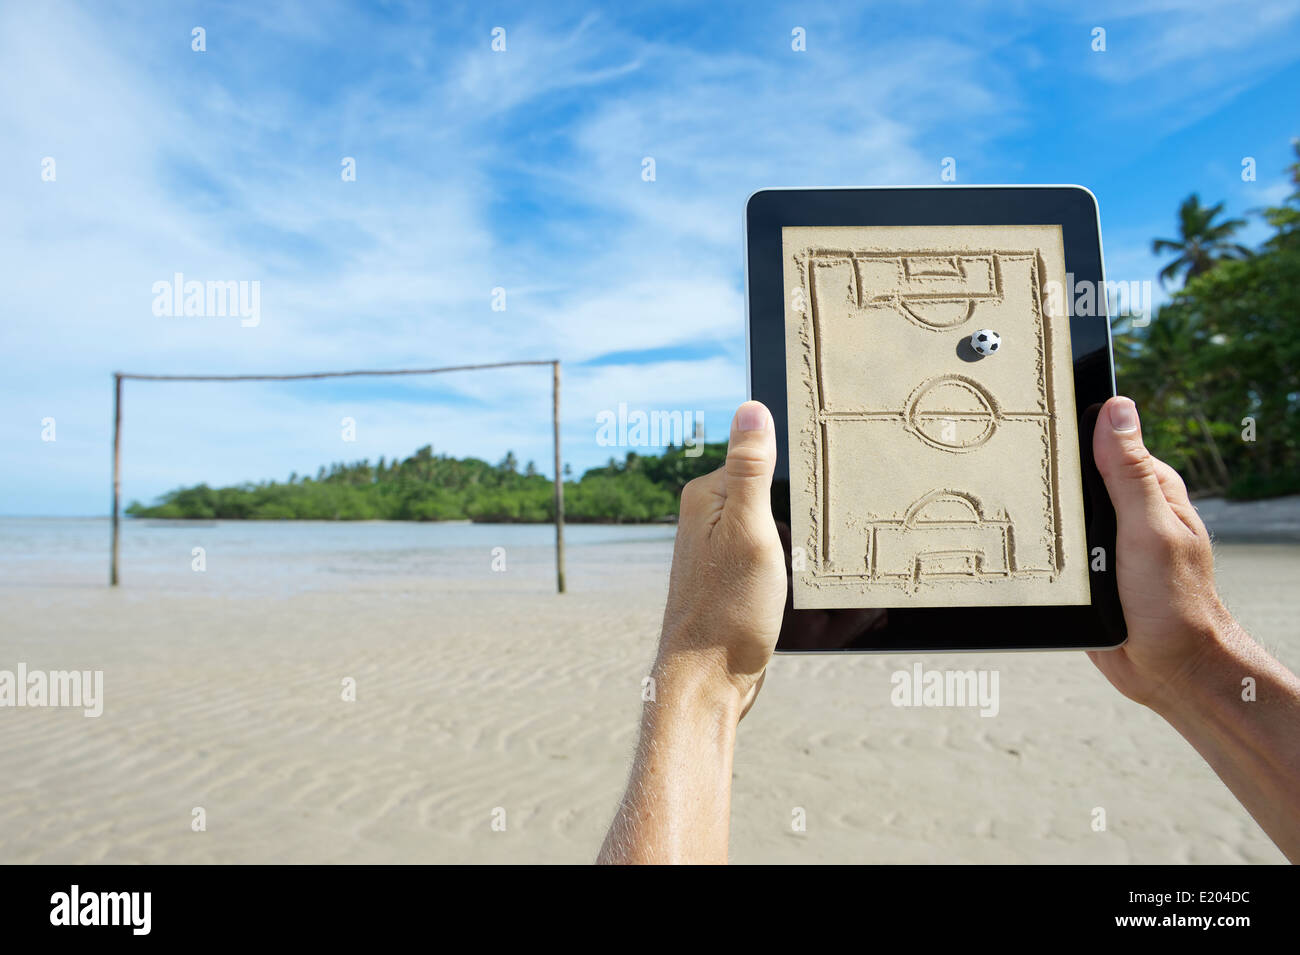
[782,225,1088,609]
[0,523,1294,864]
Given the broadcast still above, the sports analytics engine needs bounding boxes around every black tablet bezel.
[745,186,1124,653]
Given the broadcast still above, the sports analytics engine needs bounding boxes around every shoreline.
[12,493,1300,536]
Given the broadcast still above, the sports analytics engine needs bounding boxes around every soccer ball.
[971,329,1000,356]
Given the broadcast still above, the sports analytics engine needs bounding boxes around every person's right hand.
[1086,396,1238,709]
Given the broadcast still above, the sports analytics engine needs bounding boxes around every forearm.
[597,653,742,865]
[1151,620,1300,862]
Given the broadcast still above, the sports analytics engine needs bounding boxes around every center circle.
[906,376,998,451]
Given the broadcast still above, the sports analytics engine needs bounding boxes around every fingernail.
[735,403,768,433]
[1109,397,1138,433]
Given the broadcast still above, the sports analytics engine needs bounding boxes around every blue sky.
[2,0,1298,515]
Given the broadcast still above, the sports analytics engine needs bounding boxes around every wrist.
[649,646,748,729]
[1145,607,1249,721]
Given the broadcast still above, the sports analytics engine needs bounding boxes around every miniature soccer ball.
[971,329,1000,356]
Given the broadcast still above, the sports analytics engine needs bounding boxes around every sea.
[0,518,677,595]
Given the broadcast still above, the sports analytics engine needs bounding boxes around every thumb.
[723,401,777,516]
[1092,396,1169,527]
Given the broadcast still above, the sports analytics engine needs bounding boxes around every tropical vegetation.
[1120,141,1300,499]
[126,442,724,522]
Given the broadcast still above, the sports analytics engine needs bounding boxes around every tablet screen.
[780,224,1090,611]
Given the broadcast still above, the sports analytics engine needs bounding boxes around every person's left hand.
[655,400,787,718]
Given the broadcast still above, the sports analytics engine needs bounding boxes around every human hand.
[1087,396,1239,709]
[655,400,787,719]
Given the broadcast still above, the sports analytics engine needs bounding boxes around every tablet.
[745,186,1125,653]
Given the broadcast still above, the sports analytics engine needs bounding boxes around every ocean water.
[0,518,677,595]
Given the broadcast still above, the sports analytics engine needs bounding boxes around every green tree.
[1153,193,1252,288]
[1121,145,1300,500]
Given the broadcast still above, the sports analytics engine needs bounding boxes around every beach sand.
[0,523,1295,864]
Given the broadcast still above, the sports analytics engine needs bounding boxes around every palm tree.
[1153,194,1252,288]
